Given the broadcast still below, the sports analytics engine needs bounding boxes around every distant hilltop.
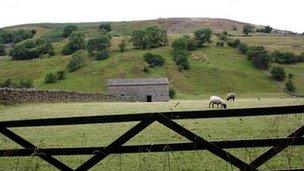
[2,17,300,35]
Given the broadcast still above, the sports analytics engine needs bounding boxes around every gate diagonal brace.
[0,125,73,171]
[250,124,304,168]
[75,114,155,171]
[154,113,257,171]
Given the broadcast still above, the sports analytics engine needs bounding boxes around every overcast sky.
[1,0,303,33]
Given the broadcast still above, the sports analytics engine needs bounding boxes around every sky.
[0,0,303,33]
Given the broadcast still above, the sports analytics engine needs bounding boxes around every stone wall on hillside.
[0,88,124,105]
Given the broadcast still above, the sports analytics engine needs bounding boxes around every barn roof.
[107,78,169,86]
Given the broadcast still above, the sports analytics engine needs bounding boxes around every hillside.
[1,18,304,98]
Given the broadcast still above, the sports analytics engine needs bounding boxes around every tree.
[193,28,213,48]
[171,37,188,51]
[67,50,87,72]
[62,31,85,55]
[143,52,165,67]
[174,51,190,71]
[131,26,168,49]
[145,26,168,48]
[62,25,78,38]
[0,30,13,43]
[9,39,54,60]
[131,29,149,49]
[264,26,273,33]
[99,23,112,33]
[246,46,270,70]
[257,26,273,33]
[0,43,5,56]
[86,36,111,59]
[171,37,190,70]
[243,25,254,36]
[31,29,37,35]
[270,66,285,81]
[11,30,34,43]
[183,35,196,51]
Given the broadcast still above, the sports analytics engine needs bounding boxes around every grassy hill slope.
[1,18,303,98]
[0,38,281,98]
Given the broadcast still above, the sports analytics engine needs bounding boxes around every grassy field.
[0,98,303,170]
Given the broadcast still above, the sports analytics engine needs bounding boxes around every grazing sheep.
[209,96,227,109]
[226,93,236,101]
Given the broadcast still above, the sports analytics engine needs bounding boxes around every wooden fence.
[0,105,304,170]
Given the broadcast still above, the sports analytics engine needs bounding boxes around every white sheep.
[209,96,227,109]
[226,93,236,101]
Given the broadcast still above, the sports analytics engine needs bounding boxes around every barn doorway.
[146,95,152,102]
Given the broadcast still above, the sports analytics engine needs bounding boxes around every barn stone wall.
[0,88,121,105]
[107,84,169,102]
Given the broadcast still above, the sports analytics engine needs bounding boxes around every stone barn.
[107,78,169,102]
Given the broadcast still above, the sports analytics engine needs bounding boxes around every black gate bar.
[0,105,303,128]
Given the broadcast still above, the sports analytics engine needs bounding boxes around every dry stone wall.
[0,88,121,105]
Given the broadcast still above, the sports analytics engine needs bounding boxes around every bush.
[193,28,213,48]
[62,25,78,38]
[44,71,65,84]
[95,50,109,60]
[17,79,34,88]
[9,39,54,60]
[99,23,112,33]
[298,53,304,62]
[270,66,285,81]
[118,39,127,52]
[227,39,240,48]
[62,31,85,55]
[236,42,248,54]
[0,78,34,88]
[216,41,224,47]
[56,70,65,80]
[0,78,14,88]
[143,65,150,73]
[216,33,228,42]
[44,72,57,84]
[271,51,298,64]
[169,87,176,99]
[143,52,165,67]
[286,78,295,92]
[67,50,87,72]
